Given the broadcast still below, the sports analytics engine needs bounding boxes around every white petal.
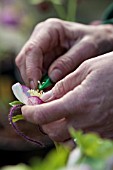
[12,83,28,104]
[67,148,81,167]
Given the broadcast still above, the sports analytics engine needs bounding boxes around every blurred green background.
[0,0,113,167]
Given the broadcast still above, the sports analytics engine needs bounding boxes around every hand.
[15,18,113,88]
[21,51,113,143]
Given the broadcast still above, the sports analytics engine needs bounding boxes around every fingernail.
[30,80,36,89]
[41,90,53,102]
[50,69,62,82]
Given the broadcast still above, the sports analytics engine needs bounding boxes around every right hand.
[16,18,113,88]
[22,51,113,143]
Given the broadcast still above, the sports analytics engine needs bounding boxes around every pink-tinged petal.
[28,96,44,105]
[21,85,30,97]
[9,104,45,147]
[12,83,29,105]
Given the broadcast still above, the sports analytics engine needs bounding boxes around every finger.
[43,46,67,71]
[15,23,45,88]
[22,62,90,125]
[42,118,70,142]
[25,46,43,88]
[21,98,68,125]
[18,20,68,88]
[41,60,90,102]
[16,40,43,89]
[22,83,86,125]
[15,51,28,86]
[20,63,28,86]
[49,36,97,82]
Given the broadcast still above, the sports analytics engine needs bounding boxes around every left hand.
[15,19,113,88]
[21,51,113,143]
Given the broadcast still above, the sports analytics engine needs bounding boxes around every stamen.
[28,89,43,97]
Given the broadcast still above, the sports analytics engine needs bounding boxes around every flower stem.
[66,0,77,22]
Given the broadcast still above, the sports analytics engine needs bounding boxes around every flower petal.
[21,85,30,97]
[12,83,29,104]
[28,96,44,105]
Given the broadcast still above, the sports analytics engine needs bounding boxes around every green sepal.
[39,78,53,90]
[9,101,23,106]
[39,75,53,90]
[12,114,24,123]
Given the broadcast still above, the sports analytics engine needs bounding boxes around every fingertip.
[21,105,34,122]
[49,69,63,82]
[41,90,53,102]
[21,105,27,115]
[29,80,37,89]
[21,105,31,116]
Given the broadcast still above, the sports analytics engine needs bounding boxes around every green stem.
[53,3,66,20]
[102,18,113,25]
[66,0,77,22]
[54,141,61,150]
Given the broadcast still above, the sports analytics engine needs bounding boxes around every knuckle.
[26,67,32,78]
[16,41,36,68]
[80,59,91,71]
[34,22,44,31]
[26,63,41,79]
[54,60,65,71]
[45,18,61,25]
[84,35,98,55]
[55,58,72,74]
[15,55,23,67]
[53,80,66,98]
[45,18,62,31]
[24,41,36,55]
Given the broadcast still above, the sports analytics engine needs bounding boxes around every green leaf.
[12,114,24,122]
[1,163,32,170]
[66,0,77,21]
[9,100,23,106]
[80,156,106,170]
[70,128,113,159]
[49,0,62,5]
[29,0,45,5]
[30,0,63,5]
[31,146,70,170]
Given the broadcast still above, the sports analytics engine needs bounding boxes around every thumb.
[41,61,89,102]
[22,98,68,125]
[49,38,96,82]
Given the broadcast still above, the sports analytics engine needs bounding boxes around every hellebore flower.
[11,82,43,105]
[9,82,45,147]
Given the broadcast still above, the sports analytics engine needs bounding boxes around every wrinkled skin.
[16,18,113,88]
[16,18,113,147]
[22,52,113,146]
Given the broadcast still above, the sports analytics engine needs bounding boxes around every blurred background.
[0,0,113,168]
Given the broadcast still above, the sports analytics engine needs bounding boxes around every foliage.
[1,164,32,170]
[70,128,113,159]
[29,0,77,21]
[1,147,69,170]
[31,146,69,170]
[1,129,113,170]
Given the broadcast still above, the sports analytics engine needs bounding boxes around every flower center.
[28,89,43,97]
